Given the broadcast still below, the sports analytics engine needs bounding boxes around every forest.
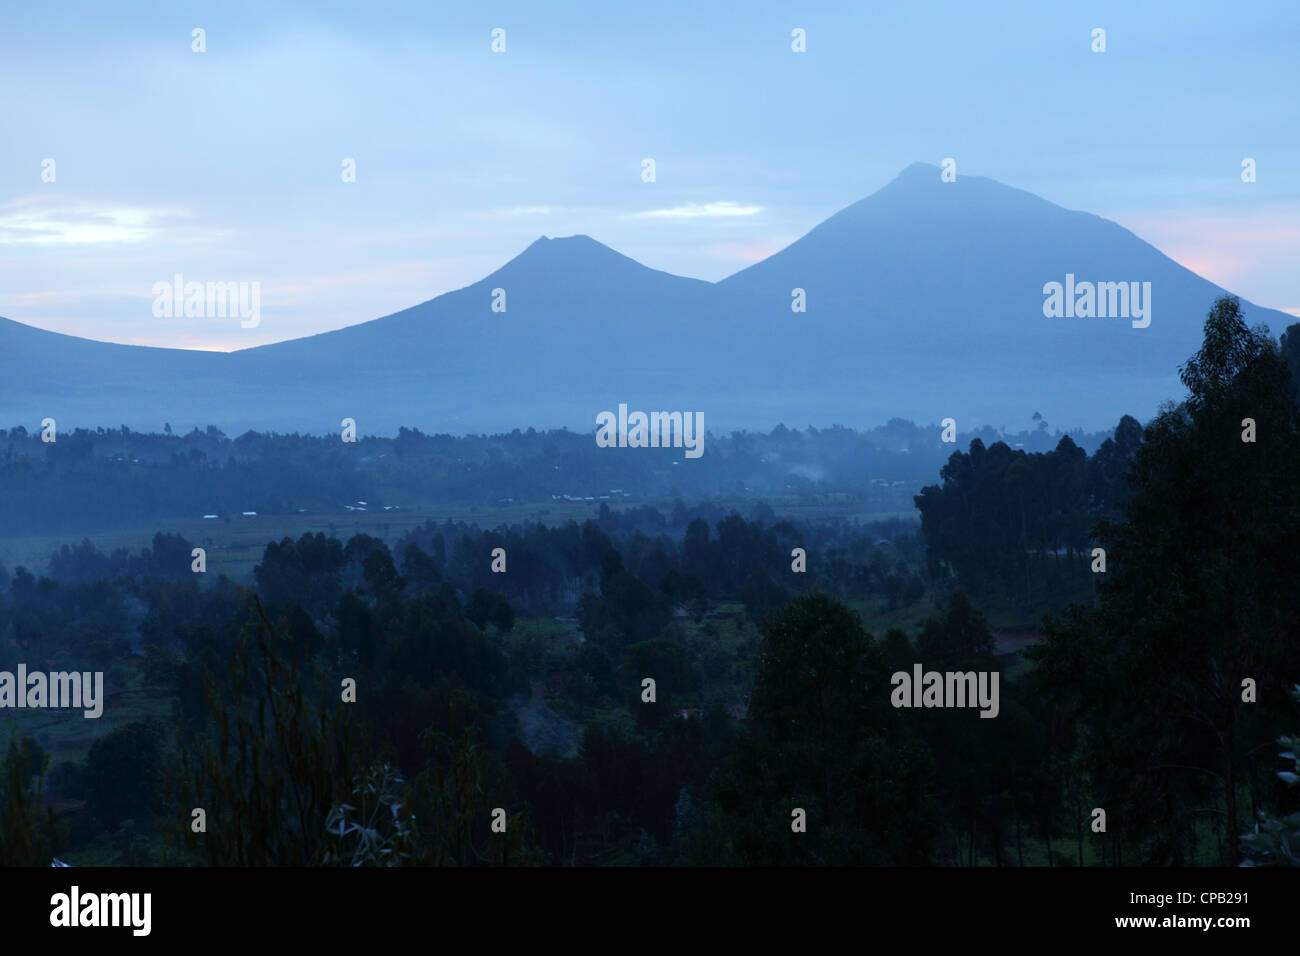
[0,413,1115,536]
[0,297,1297,867]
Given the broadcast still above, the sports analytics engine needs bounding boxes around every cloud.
[0,200,183,246]
[632,201,763,219]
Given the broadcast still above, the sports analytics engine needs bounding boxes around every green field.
[0,500,919,582]
[0,501,601,581]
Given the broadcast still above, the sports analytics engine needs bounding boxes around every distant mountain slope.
[714,162,1291,426]
[219,234,724,433]
[0,316,228,428]
[1,165,1292,435]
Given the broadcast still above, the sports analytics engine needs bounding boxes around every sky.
[1,0,1297,350]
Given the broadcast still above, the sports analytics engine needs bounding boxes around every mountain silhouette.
[1,164,1291,435]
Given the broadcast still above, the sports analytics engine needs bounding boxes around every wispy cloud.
[632,201,763,220]
[0,200,185,246]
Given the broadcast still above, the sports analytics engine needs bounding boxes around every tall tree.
[707,592,941,864]
[1030,296,1300,864]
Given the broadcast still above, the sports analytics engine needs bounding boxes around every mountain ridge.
[1,165,1293,434]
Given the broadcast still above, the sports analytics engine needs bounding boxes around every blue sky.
[1,0,1296,349]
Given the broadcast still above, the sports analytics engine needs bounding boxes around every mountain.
[1,164,1293,435]
[0,316,228,427]
[714,162,1291,429]
[225,235,720,432]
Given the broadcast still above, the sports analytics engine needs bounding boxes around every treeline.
[914,417,1142,602]
[1029,298,1300,866]
[36,506,922,621]
[916,317,1300,606]
[0,417,1113,535]
[0,504,928,865]
[916,297,1300,865]
[0,526,1075,866]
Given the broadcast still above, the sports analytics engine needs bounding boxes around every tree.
[85,720,165,826]
[916,589,995,670]
[169,599,369,865]
[912,590,1005,863]
[362,546,402,596]
[465,587,515,632]
[0,733,56,866]
[707,592,941,864]
[404,726,541,866]
[1030,296,1300,864]
[623,637,692,700]
[1280,323,1300,405]
[576,549,669,653]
